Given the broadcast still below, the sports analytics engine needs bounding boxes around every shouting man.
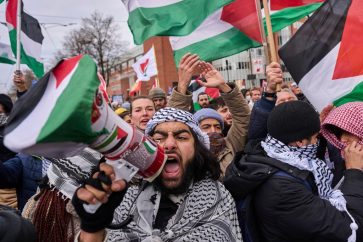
[72,107,242,242]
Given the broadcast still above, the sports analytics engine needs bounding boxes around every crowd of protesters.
[0,53,362,242]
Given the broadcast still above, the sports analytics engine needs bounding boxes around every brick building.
[107,37,178,102]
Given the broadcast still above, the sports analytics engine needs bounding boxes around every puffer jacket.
[0,154,43,211]
[224,140,363,242]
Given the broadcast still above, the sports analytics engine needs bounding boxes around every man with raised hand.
[169,53,250,178]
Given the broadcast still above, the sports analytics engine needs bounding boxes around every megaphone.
[4,55,166,211]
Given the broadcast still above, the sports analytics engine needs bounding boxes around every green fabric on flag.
[173,2,322,64]
[174,28,260,66]
[37,56,102,144]
[0,0,4,4]
[0,56,15,65]
[269,3,323,32]
[93,128,118,150]
[128,0,233,45]
[333,82,363,107]
[0,43,15,64]
[9,29,44,78]
[143,140,156,154]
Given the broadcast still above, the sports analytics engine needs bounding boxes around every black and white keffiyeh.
[107,179,242,241]
[261,134,358,242]
[145,107,210,149]
[0,113,8,127]
[47,148,102,199]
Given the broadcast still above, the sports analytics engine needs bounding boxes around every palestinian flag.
[270,0,324,10]
[129,80,142,96]
[0,42,15,65]
[171,1,322,65]
[122,0,234,45]
[279,0,363,111]
[4,55,103,157]
[6,0,44,78]
[188,79,220,111]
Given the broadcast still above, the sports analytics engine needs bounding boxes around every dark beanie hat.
[0,211,36,242]
[267,101,320,144]
[0,94,13,114]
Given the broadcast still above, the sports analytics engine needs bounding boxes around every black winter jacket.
[224,140,363,242]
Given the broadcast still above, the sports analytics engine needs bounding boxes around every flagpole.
[261,0,281,91]
[152,44,160,89]
[262,0,278,63]
[255,0,270,63]
[16,0,21,71]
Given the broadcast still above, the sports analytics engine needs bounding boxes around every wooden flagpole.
[262,0,278,63]
[255,0,270,63]
[261,0,281,91]
[16,0,22,71]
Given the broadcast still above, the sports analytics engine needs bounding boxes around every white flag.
[252,58,264,74]
[132,47,158,81]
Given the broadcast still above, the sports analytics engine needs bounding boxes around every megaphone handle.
[83,160,139,214]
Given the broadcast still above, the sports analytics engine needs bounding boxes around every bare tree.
[54,11,129,85]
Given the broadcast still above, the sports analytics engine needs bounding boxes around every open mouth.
[140,119,150,125]
[162,154,181,178]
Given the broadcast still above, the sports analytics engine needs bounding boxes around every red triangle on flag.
[270,0,324,10]
[53,55,83,88]
[140,59,149,74]
[117,127,128,140]
[205,87,220,99]
[332,0,363,80]
[221,0,263,43]
[6,0,18,28]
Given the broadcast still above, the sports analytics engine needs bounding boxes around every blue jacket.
[248,97,275,141]
[0,154,43,211]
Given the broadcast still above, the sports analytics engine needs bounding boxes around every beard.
[154,160,195,195]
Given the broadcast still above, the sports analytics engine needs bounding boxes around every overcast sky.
[0,0,134,91]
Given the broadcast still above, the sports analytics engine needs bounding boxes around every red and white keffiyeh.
[321,102,363,150]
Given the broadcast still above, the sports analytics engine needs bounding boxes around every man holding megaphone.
[3,55,241,241]
[72,107,241,242]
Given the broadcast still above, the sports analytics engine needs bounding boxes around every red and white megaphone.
[4,55,166,211]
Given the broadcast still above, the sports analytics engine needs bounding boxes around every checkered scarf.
[262,135,358,242]
[47,148,102,199]
[321,102,363,150]
[145,107,210,149]
[0,113,8,127]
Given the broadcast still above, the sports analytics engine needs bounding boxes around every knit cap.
[149,87,166,99]
[193,108,224,130]
[267,101,320,144]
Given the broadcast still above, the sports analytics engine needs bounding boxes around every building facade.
[107,22,305,99]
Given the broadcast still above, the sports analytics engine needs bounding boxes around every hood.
[224,139,279,200]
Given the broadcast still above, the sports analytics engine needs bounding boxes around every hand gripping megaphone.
[4,55,166,212]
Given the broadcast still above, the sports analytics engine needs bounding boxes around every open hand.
[177,53,202,94]
[199,62,231,93]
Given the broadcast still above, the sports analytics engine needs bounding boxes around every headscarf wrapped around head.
[321,102,363,150]
[145,107,210,149]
